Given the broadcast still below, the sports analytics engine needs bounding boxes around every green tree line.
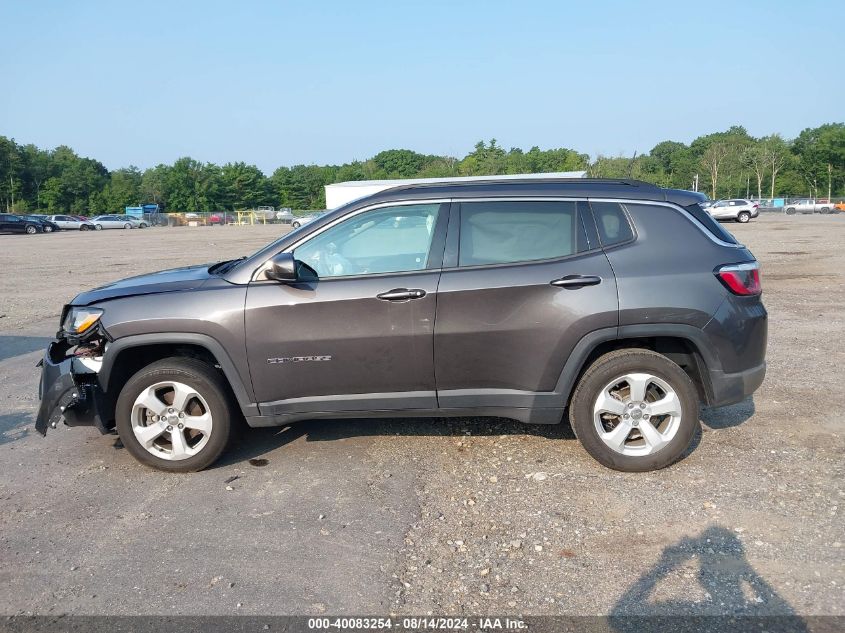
[1,123,843,214]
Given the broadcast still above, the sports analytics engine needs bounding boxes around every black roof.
[361,178,705,208]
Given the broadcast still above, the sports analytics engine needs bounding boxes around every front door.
[245,202,448,416]
[434,199,618,409]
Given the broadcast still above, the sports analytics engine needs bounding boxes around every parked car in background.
[73,216,91,221]
[45,215,96,231]
[834,202,845,212]
[0,213,43,234]
[291,211,327,229]
[23,215,60,233]
[784,199,835,214]
[91,215,145,230]
[706,199,759,223]
[209,212,236,225]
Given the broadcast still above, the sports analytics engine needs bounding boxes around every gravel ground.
[0,215,842,619]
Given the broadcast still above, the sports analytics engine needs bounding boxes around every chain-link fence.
[133,210,319,227]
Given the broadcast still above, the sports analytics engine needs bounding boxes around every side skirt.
[245,407,564,428]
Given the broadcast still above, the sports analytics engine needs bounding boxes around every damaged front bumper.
[35,340,109,435]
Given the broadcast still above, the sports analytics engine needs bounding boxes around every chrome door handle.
[376,288,427,301]
[550,275,602,289]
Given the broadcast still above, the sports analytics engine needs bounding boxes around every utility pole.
[829,163,833,203]
[693,174,699,192]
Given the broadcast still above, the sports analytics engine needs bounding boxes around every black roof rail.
[384,177,662,192]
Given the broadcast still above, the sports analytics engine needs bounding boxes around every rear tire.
[820,207,830,214]
[292,221,301,229]
[80,225,89,231]
[115,358,234,472]
[95,224,103,230]
[736,211,751,223]
[25,225,37,234]
[785,207,796,215]
[569,349,699,472]
[123,222,132,229]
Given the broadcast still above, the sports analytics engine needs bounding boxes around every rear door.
[434,199,618,410]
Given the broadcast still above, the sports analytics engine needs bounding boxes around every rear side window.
[684,203,739,244]
[590,202,635,246]
[458,201,586,266]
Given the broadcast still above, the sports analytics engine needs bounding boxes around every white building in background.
[324,171,588,209]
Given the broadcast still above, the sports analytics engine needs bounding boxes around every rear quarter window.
[589,202,635,246]
[684,203,739,244]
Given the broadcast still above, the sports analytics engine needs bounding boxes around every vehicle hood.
[71,264,214,305]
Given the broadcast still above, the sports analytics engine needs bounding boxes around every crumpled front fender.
[35,347,79,435]
[35,342,107,435]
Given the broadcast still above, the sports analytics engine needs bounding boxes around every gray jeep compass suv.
[36,178,767,473]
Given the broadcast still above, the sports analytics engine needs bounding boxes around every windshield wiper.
[209,257,245,274]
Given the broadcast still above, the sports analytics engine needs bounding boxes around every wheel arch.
[99,333,258,421]
[556,325,720,407]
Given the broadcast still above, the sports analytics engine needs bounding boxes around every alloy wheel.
[130,381,213,461]
[593,373,682,456]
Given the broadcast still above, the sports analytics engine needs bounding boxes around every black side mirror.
[265,252,298,282]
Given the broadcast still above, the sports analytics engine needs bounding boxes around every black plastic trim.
[99,333,258,416]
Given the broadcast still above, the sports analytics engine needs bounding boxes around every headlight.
[63,307,103,334]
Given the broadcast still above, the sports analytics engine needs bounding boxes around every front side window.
[293,203,442,278]
[457,201,586,267]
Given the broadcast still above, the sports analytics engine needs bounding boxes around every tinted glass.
[684,203,739,244]
[590,202,635,246]
[458,201,585,266]
[294,203,441,278]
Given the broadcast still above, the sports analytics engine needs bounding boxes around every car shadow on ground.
[214,397,759,469]
[609,524,808,633]
[0,335,52,363]
[214,415,578,469]
[700,396,756,429]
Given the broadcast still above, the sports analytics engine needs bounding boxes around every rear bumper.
[707,361,766,407]
[35,342,108,435]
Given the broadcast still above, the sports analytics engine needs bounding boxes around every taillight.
[753,203,759,208]
[716,262,761,296]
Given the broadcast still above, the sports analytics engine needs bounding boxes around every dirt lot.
[0,215,843,620]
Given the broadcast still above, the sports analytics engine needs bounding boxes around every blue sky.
[1,0,842,174]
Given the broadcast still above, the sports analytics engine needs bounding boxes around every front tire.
[292,221,301,229]
[123,222,132,229]
[736,211,751,223]
[569,349,699,472]
[785,207,796,215]
[115,358,234,472]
